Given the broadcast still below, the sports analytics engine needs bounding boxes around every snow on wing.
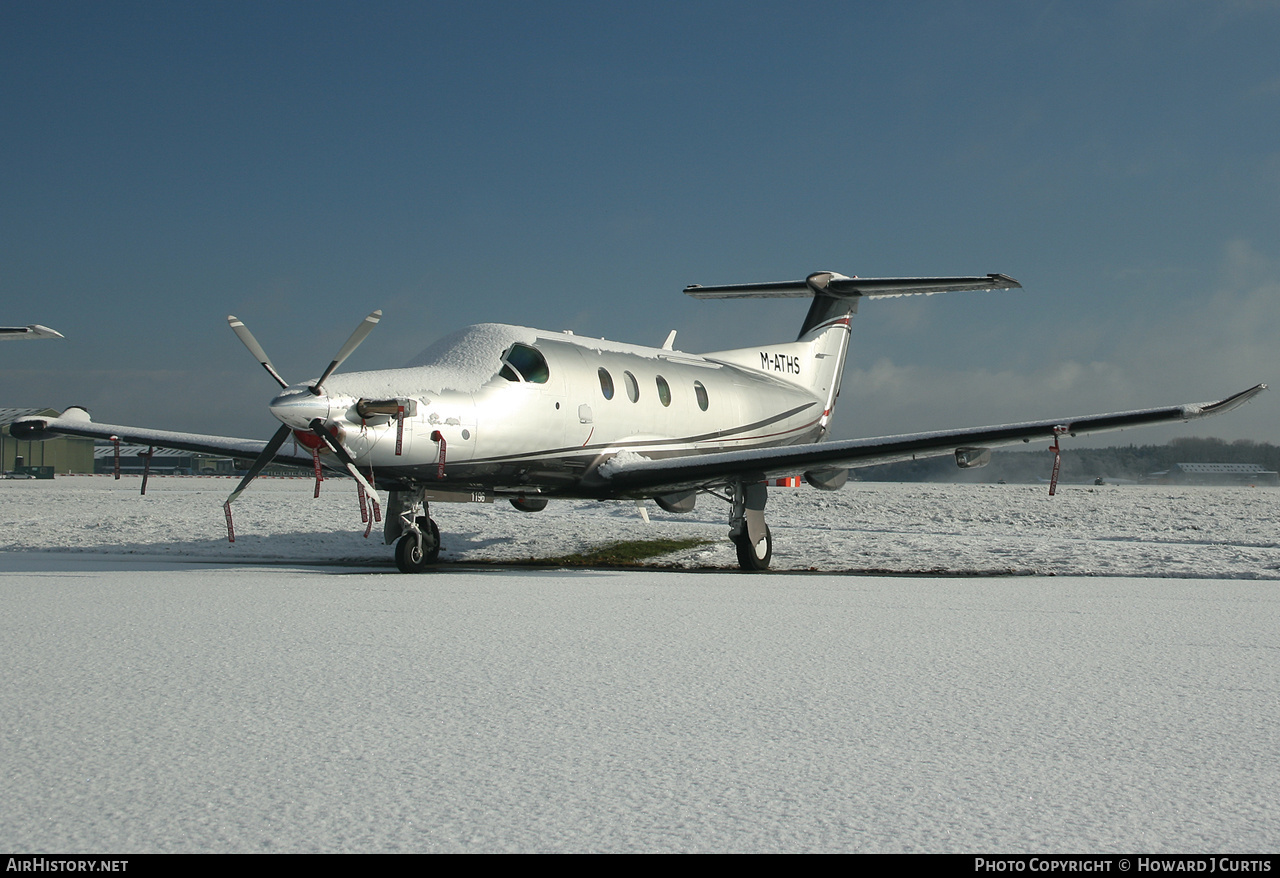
[9,411,319,469]
[593,384,1269,495]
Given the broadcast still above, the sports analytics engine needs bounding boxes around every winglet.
[1188,383,1267,418]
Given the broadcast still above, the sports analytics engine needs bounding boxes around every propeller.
[226,423,294,505]
[227,309,382,396]
[224,310,383,509]
[228,316,289,389]
[311,310,382,394]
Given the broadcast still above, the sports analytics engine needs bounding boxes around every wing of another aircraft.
[0,324,64,340]
[592,384,1269,495]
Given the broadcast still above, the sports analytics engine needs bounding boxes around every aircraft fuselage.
[301,326,830,498]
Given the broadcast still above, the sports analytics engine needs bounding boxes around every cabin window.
[598,368,615,400]
[500,344,549,384]
[623,371,639,403]
[694,381,709,411]
[656,375,671,407]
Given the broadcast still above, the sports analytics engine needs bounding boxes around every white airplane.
[1,324,63,340]
[12,271,1266,571]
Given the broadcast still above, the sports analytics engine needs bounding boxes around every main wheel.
[733,524,772,571]
[395,518,440,573]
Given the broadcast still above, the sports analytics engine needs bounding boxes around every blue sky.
[3,1,1278,444]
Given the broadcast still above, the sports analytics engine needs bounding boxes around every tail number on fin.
[760,352,802,375]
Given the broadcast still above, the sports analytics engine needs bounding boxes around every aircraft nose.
[269,386,330,429]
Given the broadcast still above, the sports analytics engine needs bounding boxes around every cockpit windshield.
[499,343,550,383]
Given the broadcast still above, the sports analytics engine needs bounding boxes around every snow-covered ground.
[2,476,1278,852]
[3,474,1278,578]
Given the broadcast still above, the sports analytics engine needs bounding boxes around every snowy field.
[3,474,1279,578]
[2,476,1278,852]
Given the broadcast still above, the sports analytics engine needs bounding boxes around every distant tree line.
[851,437,1280,484]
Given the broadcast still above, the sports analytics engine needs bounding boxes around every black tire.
[733,525,772,571]
[395,518,440,573]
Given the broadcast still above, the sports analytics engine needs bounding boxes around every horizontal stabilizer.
[685,272,1021,299]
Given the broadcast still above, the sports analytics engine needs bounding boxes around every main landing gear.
[728,480,772,571]
[732,524,773,570]
[387,487,441,573]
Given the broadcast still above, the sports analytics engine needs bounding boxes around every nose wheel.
[395,516,440,572]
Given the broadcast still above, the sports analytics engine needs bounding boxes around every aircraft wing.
[9,409,319,469]
[593,384,1268,495]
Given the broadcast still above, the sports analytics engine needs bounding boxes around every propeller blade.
[228,315,289,389]
[311,309,382,394]
[226,423,294,505]
[308,419,380,498]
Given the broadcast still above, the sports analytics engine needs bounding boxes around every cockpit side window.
[499,343,550,384]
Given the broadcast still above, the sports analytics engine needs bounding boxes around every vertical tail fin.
[685,270,1021,435]
[797,271,858,341]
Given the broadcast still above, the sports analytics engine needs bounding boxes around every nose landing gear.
[387,487,441,573]
[395,516,440,573]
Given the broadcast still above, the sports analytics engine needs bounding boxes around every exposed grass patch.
[517,537,714,568]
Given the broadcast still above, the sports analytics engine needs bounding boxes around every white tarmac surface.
[2,476,1278,852]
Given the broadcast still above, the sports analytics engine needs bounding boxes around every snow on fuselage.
[309,323,826,495]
